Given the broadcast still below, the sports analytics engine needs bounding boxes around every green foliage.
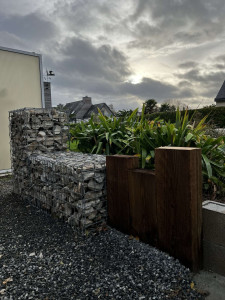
[147,106,225,128]
[116,109,134,118]
[69,109,139,155]
[196,136,225,193]
[68,140,80,152]
[69,107,225,195]
[144,99,158,114]
[55,103,66,111]
[159,103,176,112]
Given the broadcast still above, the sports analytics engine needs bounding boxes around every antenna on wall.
[44,69,55,82]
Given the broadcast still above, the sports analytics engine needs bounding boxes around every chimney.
[82,96,92,105]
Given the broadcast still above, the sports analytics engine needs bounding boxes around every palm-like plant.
[69,106,225,194]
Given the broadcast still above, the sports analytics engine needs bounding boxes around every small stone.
[83,162,94,170]
[38,131,46,137]
[88,179,104,191]
[53,125,61,135]
[43,121,54,128]
[82,171,95,181]
[0,289,6,295]
[80,218,93,227]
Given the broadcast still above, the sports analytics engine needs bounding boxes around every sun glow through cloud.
[129,74,143,84]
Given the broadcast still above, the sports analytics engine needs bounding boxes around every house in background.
[64,96,115,122]
[215,80,225,107]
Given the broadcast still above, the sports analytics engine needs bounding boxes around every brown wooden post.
[128,169,157,246]
[155,147,202,271]
[106,155,139,234]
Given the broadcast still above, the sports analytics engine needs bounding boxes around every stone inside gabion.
[9,108,107,232]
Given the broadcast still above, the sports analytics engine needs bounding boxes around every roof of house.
[84,103,113,118]
[215,80,225,102]
[64,99,114,119]
[64,100,92,119]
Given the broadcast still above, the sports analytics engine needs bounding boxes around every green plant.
[69,109,139,155]
[68,140,80,152]
[144,99,158,114]
[197,136,225,194]
[147,106,225,128]
[69,107,225,196]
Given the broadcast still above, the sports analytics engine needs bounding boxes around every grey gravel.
[0,178,204,299]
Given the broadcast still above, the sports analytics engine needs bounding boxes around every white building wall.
[0,47,43,171]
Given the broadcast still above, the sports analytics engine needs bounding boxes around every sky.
[1,0,225,111]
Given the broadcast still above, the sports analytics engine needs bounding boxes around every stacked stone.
[9,108,68,194]
[9,108,107,232]
[25,152,107,231]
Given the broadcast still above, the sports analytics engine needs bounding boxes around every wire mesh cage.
[27,152,107,233]
[9,108,107,233]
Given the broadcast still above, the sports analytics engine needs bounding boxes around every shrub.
[147,106,225,128]
[69,107,225,197]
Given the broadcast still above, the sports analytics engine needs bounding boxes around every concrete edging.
[202,200,225,276]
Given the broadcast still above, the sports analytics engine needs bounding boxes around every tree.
[159,103,176,112]
[55,103,65,111]
[144,99,158,114]
[117,109,134,118]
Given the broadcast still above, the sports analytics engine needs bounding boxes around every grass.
[67,140,79,152]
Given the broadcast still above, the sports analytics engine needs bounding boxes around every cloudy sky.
[1,0,225,110]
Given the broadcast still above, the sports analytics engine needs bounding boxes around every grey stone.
[84,191,102,199]
[54,125,61,135]
[43,121,54,128]
[82,171,95,181]
[9,108,106,232]
[88,179,104,191]
[83,162,95,170]
[95,173,105,183]
[80,218,93,227]
[38,131,46,138]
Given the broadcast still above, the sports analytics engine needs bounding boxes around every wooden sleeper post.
[106,155,139,234]
[155,146,202,271]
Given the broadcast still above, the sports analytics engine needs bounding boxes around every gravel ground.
[0,177,204,299]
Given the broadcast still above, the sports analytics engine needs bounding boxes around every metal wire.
[9,108,107,234]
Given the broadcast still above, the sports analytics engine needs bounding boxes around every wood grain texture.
[106,155,139,234]
[155,147,202,271]
[128,169,157,246]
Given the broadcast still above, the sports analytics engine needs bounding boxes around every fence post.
[106,155,139,234]
[128,169,157,245]
[155,147,202,271]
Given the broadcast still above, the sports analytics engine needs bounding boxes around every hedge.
[147,106,225,128]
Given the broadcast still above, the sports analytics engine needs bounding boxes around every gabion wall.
[9,108,107,232]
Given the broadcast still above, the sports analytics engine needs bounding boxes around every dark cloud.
[1,0,225,109]
[120,77,177,99]
[177,69,225,85]
[178,61,199,69]
[175,62,225,100]
[178,80,193,88]
[128,0,225,51]
[0,12,57,43]
[215,55,225,62]
[42,37,133,104]
[214,64,225,70]
[0,30,27,50]
[57,38,131,82]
